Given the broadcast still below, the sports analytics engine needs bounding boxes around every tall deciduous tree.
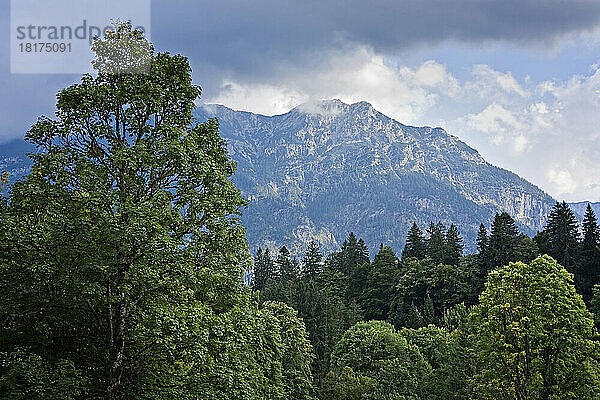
[0,23,272,400]
[471,256,600,399]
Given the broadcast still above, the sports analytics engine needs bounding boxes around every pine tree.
[401,222,426,262]
[443,224,463,266]
[579,204,600,301]
[488,212,520,269]
[426,222,446,265]
[329,232,369,276]
[277,246,299,282]
[360,246,399,321]
[253,247,275,291]
[423,294,436,325]
[545,201,580,272]
[476,223,491,274]
[302,240,323,279]
[405,303,424,328]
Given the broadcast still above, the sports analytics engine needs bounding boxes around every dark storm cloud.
[2,0,600,142]
[152,0,600,76]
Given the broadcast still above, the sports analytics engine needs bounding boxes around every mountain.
[0,139,34,187]
[194,99,556,255]
[568,201,600,220]
[0,100,557,255]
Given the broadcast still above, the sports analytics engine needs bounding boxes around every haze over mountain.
[195,99,556,255]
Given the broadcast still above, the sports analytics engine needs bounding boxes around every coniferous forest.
[2,24,600,400]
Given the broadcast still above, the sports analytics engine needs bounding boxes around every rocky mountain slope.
[195,99,556,255]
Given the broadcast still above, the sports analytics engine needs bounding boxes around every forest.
[1,23,600,400]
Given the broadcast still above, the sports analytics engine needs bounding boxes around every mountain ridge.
[194,100,556,255]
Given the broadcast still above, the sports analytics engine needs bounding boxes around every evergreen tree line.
[253,202,600,398]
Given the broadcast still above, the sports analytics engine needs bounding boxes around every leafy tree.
[253,247,275,291]
[327,320,430,399]
[302,240,323,279]
[0,22,272,399]
[319,367,374,400]
[401,222,427,261]
[260,302,315,400]
[544,201,580,272]
[470,255,600,399]
[488,212,520,269]
[444,223,463,266]
[391,258,479,328]
[580,204,600,301]
[401,325,476,400]
[426,222,446,265]
[360,246,399,321]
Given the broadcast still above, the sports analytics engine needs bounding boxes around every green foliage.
[327,320,430,399]
[277,246,300,283]
[328,232,369,277]
[470,255,600,399]
[0,22,279,400]
[260,302,315,400]
[320,367,374,400]
[544,201,580,271]
[302,241,324,279]
[360,246,399,321]
[580,204,600,301]
[488,212,521,269]
[391,257,479,328]
[444,224,463,266]
[426,222,447,265]
[401,223,426,261]
[401,325,476,400]
[253,247,275,291]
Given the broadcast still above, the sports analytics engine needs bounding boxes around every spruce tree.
[401,222,426,262]
[405,303,425,329]
[476,223,491,274]
[302,240,323,279]
[443,224,463,266]
[488,212,520,269]
[277,246,299,282]
[423,294,436,325]
[360,246,399,321]
[426,222,446,265]
[545,201,580,272]
[329,232,369,276]
[579,204,600,301]
[253,247,275,291]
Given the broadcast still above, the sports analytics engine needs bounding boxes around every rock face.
[195,99,556,255]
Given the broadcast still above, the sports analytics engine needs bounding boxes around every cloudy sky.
[2,0,600,202]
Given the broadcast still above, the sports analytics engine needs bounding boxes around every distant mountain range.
[3,100,595,256]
